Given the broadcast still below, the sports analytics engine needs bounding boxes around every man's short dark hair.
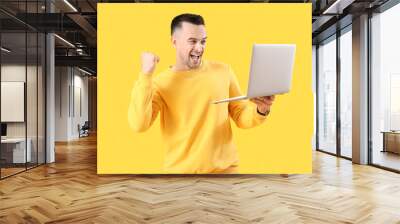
[171,13,205,35]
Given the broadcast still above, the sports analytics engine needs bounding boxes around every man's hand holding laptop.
[250,96,275,115]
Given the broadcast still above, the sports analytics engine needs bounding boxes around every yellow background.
[98,3,313,174]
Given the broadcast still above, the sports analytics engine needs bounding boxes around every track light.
[78,67,93,76]
[322,0,355,15]
[63,0,78,12]
[1,47,11,53]
[54,34,75,48]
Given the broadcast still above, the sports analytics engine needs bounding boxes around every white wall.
[72,73,89,138]
[55,67,70,141]
[55,67,89,141]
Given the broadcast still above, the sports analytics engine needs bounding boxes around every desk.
[381,131,400,154]
[1,138,31,163]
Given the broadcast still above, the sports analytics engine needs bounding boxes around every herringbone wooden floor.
[1,134,400,224]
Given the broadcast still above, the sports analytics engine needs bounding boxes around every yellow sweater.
[128,60,267,174]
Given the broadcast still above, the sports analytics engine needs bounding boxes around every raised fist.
[141,52,160,75]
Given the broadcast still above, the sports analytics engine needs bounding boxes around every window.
[339,28,352,158]
[318,36,337,154]
[370,2,400,171]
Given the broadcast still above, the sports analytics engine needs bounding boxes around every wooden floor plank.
[0,134,400,223]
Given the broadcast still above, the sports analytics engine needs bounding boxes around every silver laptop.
[213,44,296,104]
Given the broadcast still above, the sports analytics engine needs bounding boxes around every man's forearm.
[128,73,158,132]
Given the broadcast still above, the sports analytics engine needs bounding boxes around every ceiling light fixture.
[322,0,354,15]
[54,34,75,48]
[1,47,11,53]
[78,67,93,76]
[63,0,78,12]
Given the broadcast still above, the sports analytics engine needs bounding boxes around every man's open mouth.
[190,54,201,60]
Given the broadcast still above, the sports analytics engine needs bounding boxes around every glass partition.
[0,1,46,179]
[1,31,28,177]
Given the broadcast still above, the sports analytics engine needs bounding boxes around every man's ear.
[171,34,177,47]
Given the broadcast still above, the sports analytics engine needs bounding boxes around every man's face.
[172,22,207,69]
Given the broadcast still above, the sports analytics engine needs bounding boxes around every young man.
[128,13,275,174]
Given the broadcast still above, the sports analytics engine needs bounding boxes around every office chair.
[79,121,90,138]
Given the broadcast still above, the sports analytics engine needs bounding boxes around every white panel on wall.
[1,82,25,122]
